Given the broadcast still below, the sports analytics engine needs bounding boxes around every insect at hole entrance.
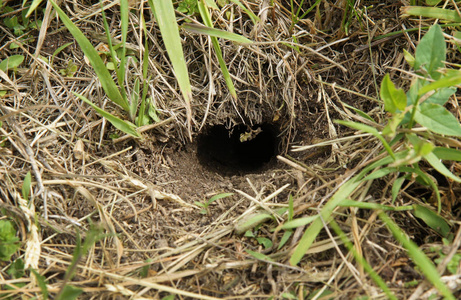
[196,122,281,175]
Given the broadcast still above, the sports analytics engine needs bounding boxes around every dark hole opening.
[197,123,280,175]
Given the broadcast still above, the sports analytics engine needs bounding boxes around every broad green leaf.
[413,204,451,237]
[245,249,274,262]
[0,55,24,71]
[281,215,318,229]
[74,93,139,137]
[414,103,461,136]
[381,74,406,113]
[22,172,31,201]
[256,237,273,249]
[414,24,445,80]
[182,23,253,44]
[0,220,20,261]
[49,1,128,111]
[425,87,456,106]
[379,212,455,300]
[149,0,193,137]
[433,147,461,161]
[426,0,442,5]
[402,6,461,23]
[418,71,461,97]
[424,152,461,183]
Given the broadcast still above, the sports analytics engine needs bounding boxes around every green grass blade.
[330,220,398,300]
[74,93,139,137]
[229,0,260,24]
[50,0,129,112]
[402,6,461,22]
[289,177,361,265]
[149,0,193,139]
[198,0,237,101]
[379,212,455,300]
[425,152,461,183]
[335,120,395,160]
[182,23,253,44]
[119,0,128,84]
[289,153,401,265]
[26,0,45,18]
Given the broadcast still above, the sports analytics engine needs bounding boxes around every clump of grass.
[283,24,460,299]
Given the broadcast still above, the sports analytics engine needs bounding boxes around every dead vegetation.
[1,0,461,299]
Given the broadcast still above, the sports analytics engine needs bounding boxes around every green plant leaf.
[7,258,24,279]
[149,0,193,138]
[57,285,83,300]
[363,167,397,181]
[74,93,139,137]
[379,212,455,299]
[278,230,292,250]
[245,249,274,262]
[381,74,406,113]
[281,215,318,229]
[22,171,31,201]
[0,55,24,71]
[402,6,461,23]
[229,0,260,24]
[414,24,445,79]
[289,153,405,265]
[198,0,237,101]
[235,212,273,235]
[424,152,461,183]
[31,268,49,300]
[335,120,395,159]
[414,103,461,136]
[425,87,456,106]
[392,176,406,203]
[26,0,45,17]
[208,192,234,203]
[0,220,20,261]
[433,147,461,161]
[413,204,451,237]
[182,23,253,44]
[403,49,415,68]
[256,237,273,249]
[49,1,129,111]
[418,71,461,97]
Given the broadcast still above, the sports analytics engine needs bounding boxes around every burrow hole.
[196,123,280,175]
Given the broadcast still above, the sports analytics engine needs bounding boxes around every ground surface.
[1,0,461,299]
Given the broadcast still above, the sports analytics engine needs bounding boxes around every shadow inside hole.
[196,123,280,175]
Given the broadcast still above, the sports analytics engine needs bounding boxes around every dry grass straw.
[1,0,460,299]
